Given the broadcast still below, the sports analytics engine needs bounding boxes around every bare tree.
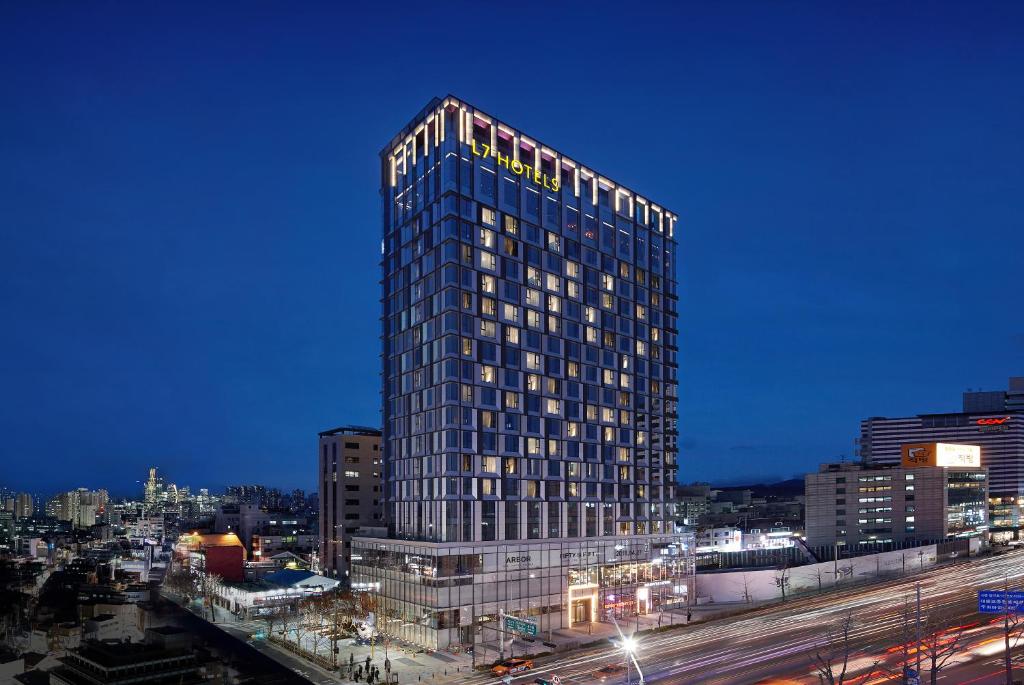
[774,562,792,602]
[258,606,287,640]
[812,565,827,593]
[886,597,917,685]
[162,569,197,604]
[999,582,1024,685]
[305,597,330,658]
[919,611,967,685]
[199,573,223,621]
[738,573,754,604]
[813,612,879,685]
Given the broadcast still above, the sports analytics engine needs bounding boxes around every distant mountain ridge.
[710,478,804,498]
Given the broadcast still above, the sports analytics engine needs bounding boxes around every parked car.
[491,658,534,676]
[592,663,628,681]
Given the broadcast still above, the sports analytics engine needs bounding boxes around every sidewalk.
[206,600,475,684]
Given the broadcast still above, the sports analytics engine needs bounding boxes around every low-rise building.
[805,444,988,550]
[695,527,743,552]
[50,628,204,685]
[174,533,245,582]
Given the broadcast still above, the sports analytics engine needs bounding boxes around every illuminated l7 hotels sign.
[471,139,562,192]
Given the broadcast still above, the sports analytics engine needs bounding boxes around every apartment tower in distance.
[351,96,692,650]
[318,427,383,580]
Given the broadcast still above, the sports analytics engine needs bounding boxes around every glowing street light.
[608,610,645,685]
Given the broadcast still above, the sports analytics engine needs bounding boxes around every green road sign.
[504,615,538,637]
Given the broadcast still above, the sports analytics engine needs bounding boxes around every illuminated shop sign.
[471,139,561,192]
[901,442,981,468]
[977,417,1011,425]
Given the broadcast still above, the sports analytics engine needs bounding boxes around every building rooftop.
[318,426,382,437]
[194,533,244,548]
[382,95,679,226]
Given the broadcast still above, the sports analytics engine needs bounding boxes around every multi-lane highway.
[467,549,1024,685]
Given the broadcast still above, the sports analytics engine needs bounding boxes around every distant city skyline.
[2,3,1022,495]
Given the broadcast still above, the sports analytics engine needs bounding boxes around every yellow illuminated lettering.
[552,179,561,192]
[496,151,510,169]
[511,159,524,174]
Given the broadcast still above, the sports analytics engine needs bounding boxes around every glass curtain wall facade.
[363,96,686,650]
[380,96,679,544]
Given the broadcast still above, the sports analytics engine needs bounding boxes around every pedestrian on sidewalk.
[686,609,692,623]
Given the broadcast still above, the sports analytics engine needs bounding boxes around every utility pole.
[915,583,922,681]
[1004,575,1013,685]
[498,609,505,662]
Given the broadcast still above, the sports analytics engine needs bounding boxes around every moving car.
[592,663,628,681]
[491,658,534,676]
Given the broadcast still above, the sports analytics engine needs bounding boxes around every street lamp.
[608,610,644,685]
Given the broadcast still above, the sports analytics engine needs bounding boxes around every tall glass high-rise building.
[352,96,691,651]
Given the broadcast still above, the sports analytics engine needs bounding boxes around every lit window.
[478,251,496,271]
[344,471,359,478]
[479,227,495,246]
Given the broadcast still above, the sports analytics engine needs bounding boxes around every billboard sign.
[902,443,981,468]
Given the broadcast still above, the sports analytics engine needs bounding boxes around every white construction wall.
[695,544,940,604]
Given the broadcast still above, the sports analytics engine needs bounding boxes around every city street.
[457,549,1024,685]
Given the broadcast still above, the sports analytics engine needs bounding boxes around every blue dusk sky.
[1,2,1022,496]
